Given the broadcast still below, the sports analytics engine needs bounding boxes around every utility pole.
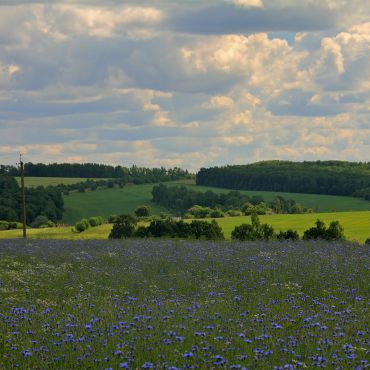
[19,154,27,238]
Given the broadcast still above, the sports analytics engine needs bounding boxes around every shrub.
[209,208,224,218]
[364,238,370,245]
[226,209,243,217]
[135,205,151,218]
[0,220,9,230]
[108,215,117,224]
[75,218,89,233]
[303,219,345,241]
[88,216,103,227]
[134,226,149,238]
[187,205,212,219]
[277,229,300,241]
[31,215,49,228]
[146,219,175,238]
[109,215,137,239]
[189,220,224,240]
[231,214,274,241]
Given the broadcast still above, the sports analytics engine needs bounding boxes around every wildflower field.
[0,239,368,369]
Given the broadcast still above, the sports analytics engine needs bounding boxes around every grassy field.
[174,181,370,213]
[62,181,370,225]
[0,238,368,368]
[2,211,369,242]
[16,177,105,187]
[215,211,370,243]
[63,185,168,224]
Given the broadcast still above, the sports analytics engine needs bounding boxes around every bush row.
[108,214,348,242]
[109,215,224,240]
[0,220,23,231]
[74,216,104,233]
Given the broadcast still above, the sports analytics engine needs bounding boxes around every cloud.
[0,2,369,170]
[170,3,337,35]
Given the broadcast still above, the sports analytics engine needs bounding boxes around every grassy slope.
[16,177,105,187]
[63,180,370,225]
[175,181,370,213]
[2,211,369,242]
[63,185,168,224]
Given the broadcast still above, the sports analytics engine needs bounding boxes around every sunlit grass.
[1,211,369,242]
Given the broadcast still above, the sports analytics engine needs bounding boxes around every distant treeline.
[0,176,64,224]
[0,163,192,182]
[152,184,311,215]
[196,161,370,200]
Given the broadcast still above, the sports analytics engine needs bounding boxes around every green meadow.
[16,176,104,187]
[63,185,168,224]
[2,211,369,243]
[174,181,370,213]
[62,180,370,224]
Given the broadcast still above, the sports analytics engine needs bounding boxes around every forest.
[0,163,191,181]
[0,176,64,224]
[196,160,370,200]
[152,184,311,216]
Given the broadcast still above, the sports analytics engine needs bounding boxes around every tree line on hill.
[108,213,346,242]
[0,162,191,182]
[152,184,311,217]
[0,176,64,225]
[196,161,370,200]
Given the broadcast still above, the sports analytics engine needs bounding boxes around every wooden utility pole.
[19,154,27,238]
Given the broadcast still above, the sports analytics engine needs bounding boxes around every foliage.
[135,205,151,218]
[196,160,370,200]
[303,219,345,241]
[3,162,192,182]
[231,214,275,241]
[88,216,104,227]
[75,218,90,233]
[276,229,300,241]
[31,215,51,228]
[109,215,137,239]
[120,218,224,240]
[365,238,370,245]
[152,184,310,216]
[0,175,64,224]
[0,221,22,230]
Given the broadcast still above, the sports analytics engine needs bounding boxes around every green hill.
[63,185,168,224]
[62,180,370,224]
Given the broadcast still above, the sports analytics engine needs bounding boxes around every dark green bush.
[135,205,151,217]
[277,229,300,241]
[88,216,103,227]
[31,215,49,228]
[231,214,274,241]
[0,220,9,230]
[364,238,370,245]
[109,215,137,239]
[189,220,224,240]
[303,219,345,241]
[75,218,89,233]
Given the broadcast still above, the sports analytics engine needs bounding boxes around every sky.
[0,0,369,171]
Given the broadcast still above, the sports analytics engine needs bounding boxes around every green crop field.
[2,211,369,243]
[16,177,105,187]
[63,185,168,224]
